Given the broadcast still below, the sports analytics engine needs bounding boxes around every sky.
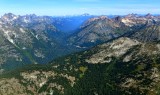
[0,0,160,16]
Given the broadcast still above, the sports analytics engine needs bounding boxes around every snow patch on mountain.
[1,29,15,44]
[20,28,25,33]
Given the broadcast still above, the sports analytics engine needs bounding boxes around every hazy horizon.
[1,12,160,17]
[0,0,160,16]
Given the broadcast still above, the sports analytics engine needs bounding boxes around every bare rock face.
[128,25,160,42]
[86,38,140,64]
[86,37,160,64]
[121,14,147,27]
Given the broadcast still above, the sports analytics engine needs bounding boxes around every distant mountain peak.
[114,16,122,22]
[125,13,138,18]
[81,13,90,16]
[80,16,108,28]
[146,13,152,16]
[145,13,154,19]
[87,16,107,22]
[3,13,16,17]
[1,13,18,21]
[25,14,37,17]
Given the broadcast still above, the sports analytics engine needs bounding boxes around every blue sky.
[0,0,160,16]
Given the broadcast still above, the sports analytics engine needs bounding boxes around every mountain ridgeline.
[0,13,93,70]
[1,13,160,95]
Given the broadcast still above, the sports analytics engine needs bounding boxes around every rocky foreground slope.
[1,37,160,95]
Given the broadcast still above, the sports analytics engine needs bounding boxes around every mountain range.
[0,13,93,70]
[0,13,160,95]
